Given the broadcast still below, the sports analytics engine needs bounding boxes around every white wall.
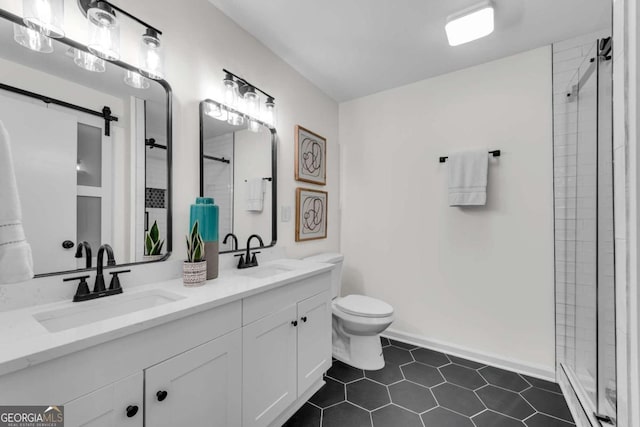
[339,47,555,374]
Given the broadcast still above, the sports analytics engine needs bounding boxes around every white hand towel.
[246,178,266,212]
[0,120,34,284]
[447,150,489,206]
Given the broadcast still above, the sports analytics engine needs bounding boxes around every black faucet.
[94,244,116,293]
[222,233,238,251]
[236,234,264,269]
[74,241,92,269]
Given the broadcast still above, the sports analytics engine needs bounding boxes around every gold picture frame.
[295,125,326,185]
[295,187,328,241]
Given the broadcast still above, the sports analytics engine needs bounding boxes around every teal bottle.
[190,197,219,279]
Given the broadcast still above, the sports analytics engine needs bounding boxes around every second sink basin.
[33,289,185,333]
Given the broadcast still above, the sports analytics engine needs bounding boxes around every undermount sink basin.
[237,265,294,279]
[33,289,185,333]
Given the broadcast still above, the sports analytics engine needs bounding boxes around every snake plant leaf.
[145,233,154,255]
[150,221,160,243]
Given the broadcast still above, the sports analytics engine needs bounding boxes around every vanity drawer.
[242,271,331,325]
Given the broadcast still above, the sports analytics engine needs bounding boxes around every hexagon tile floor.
[283,337,575,427]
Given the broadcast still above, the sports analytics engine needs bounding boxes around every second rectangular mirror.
[199,100,276,253]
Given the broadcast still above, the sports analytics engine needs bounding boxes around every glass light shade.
[13,23,53,53]
[139,31,164,80]
[87,4,120,60]
[73,49,106,72]
[204,102,227,121]
[223,78,238,108]
[244,87,260,118]
[23,0,64,38]
[264,98,276,127]
[227,111,244,126]
[248,119,260,133]
[124,70,150,89]
[445,2,494,46]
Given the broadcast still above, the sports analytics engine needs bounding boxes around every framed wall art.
[295,188,328,241]
[295,125,326,185]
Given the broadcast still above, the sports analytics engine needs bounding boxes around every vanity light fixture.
[445,0,494,46]
[264,97,276,127]
[139,28,164,80]
[223,72,238,108]
[13,23,53,53]
[22,0,64,38]
[124,70,150,89]
[244,86,260,117]
[220,69,276,128]
[86,1,120,60]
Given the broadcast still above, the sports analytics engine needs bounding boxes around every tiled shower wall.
[203,133,234,251]
[552,28,612,425]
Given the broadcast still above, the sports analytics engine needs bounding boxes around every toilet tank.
[303,253,344,299]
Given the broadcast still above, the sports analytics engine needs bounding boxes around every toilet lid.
[335,295,394,318]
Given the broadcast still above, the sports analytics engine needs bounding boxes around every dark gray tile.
[522,375,563,394]
[322,402,371,427]
[365,363,404,385]
[479,366,530,392]
[380,336,390,347]
[449,355,487,370]
[411,348,450,367]
[401,362,445,387]
[388,381,437,413]
[473,410,526,427]
[327,360,364,384]
[282,403,321,427]
[431,382,485,416]
[440,363,487,390]
[372,404,423,427]
[309,377,344,408]
[421,407,474,427]
[522,387,574,423]
[346,378,391,411]
[525,413,575,427]
[389,339,419,350]
[476,385,535,420]
[383,345,413,365]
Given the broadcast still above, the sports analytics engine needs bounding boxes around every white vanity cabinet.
[145,329,242,427]
[242,275,332,427]
[64,373,143,427]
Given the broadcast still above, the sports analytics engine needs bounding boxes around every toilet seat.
[334,295,394,318]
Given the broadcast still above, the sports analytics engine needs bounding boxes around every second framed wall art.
[295,125,326,185]
[295,188,328,241]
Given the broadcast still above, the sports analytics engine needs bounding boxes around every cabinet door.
[64,372,143,427]
[297,291,332,394]
[243,304,298,427]
[145,329,242,427]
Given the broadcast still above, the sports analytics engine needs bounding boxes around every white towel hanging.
[447,150,489,206]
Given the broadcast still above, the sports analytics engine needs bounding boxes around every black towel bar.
[439,150,501,163]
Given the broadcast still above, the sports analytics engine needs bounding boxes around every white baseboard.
[382,328,556,382]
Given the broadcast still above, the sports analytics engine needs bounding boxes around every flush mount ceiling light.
[22,0,65,38]
[445,1,494,47]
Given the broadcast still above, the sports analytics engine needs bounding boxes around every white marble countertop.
[0,259,333,377]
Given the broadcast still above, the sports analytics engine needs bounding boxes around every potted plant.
[144,220,164,261]
[183,220,207,286]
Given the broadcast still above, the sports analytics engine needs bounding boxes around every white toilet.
[304,253,394,370]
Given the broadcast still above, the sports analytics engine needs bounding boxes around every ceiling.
[208,0,611,102]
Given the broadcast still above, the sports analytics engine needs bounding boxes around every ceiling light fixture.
[22,0,64,38]
[445,1,494,47]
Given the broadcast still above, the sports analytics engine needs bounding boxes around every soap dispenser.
[189,197,219,279]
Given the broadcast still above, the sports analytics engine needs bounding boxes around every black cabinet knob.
[156,390,168,401]
[291,320,298,327]
[126,405,138,417]
[62,240,75,249]
[301,316,308,323]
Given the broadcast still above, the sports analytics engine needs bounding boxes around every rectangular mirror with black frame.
[199,99,276,253]
[0,9,172,277]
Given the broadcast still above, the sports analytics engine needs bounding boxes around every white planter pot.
[183,261,207,286]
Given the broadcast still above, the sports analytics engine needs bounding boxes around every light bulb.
[223,74,238,108]
[264,97,276,127]
[13,23,53,53]
[124,70,150,89]
[73,49,106,72]
[87,2,120,60]
[248,119,260,133]
[139,29,164,80]
[23,0,64,38]
[244,86,260,118]
[227,111,244,126]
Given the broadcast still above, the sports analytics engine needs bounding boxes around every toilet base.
[332,318,385,370]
